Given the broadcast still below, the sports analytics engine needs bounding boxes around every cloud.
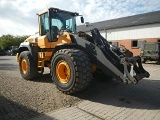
[0,0,160,36]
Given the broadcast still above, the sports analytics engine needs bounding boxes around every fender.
[17,42,39,61]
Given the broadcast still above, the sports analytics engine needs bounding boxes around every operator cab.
[37,7,84,42]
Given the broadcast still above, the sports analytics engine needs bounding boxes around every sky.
[0,0,160,36]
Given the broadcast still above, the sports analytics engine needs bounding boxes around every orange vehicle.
[16,8,149,94]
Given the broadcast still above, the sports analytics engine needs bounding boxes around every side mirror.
[80,17,84,23]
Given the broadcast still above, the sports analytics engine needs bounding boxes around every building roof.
[77,10,160,32]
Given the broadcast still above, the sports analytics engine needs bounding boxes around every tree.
[0,35,29,50]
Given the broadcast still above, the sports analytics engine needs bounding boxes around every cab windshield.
[51,11,77,33]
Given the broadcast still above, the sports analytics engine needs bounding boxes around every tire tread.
[52,49,92,94]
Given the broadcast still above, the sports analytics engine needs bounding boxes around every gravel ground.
[0,56,119,120]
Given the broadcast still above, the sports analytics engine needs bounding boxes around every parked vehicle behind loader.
[141,42,160,63]
[16,8,150,94]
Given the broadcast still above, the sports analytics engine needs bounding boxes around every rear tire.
[19,51,43,80]
[51,49,92,94]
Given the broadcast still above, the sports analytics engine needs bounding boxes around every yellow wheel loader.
[16,8,149,94]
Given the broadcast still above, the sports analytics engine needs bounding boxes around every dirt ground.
[0,56,121,120]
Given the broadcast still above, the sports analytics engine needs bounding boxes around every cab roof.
[37,7,79,16]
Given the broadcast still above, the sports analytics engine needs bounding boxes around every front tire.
[51,49,92,94]
[19,51,43,80]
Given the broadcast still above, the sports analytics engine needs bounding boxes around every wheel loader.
[16,7,150,94]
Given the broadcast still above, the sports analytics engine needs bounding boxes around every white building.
[77,11,160,55]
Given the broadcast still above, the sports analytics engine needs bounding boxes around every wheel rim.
[56,60,71,83]
[21,59,28,74]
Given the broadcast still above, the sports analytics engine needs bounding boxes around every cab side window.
[40,13,49,35]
